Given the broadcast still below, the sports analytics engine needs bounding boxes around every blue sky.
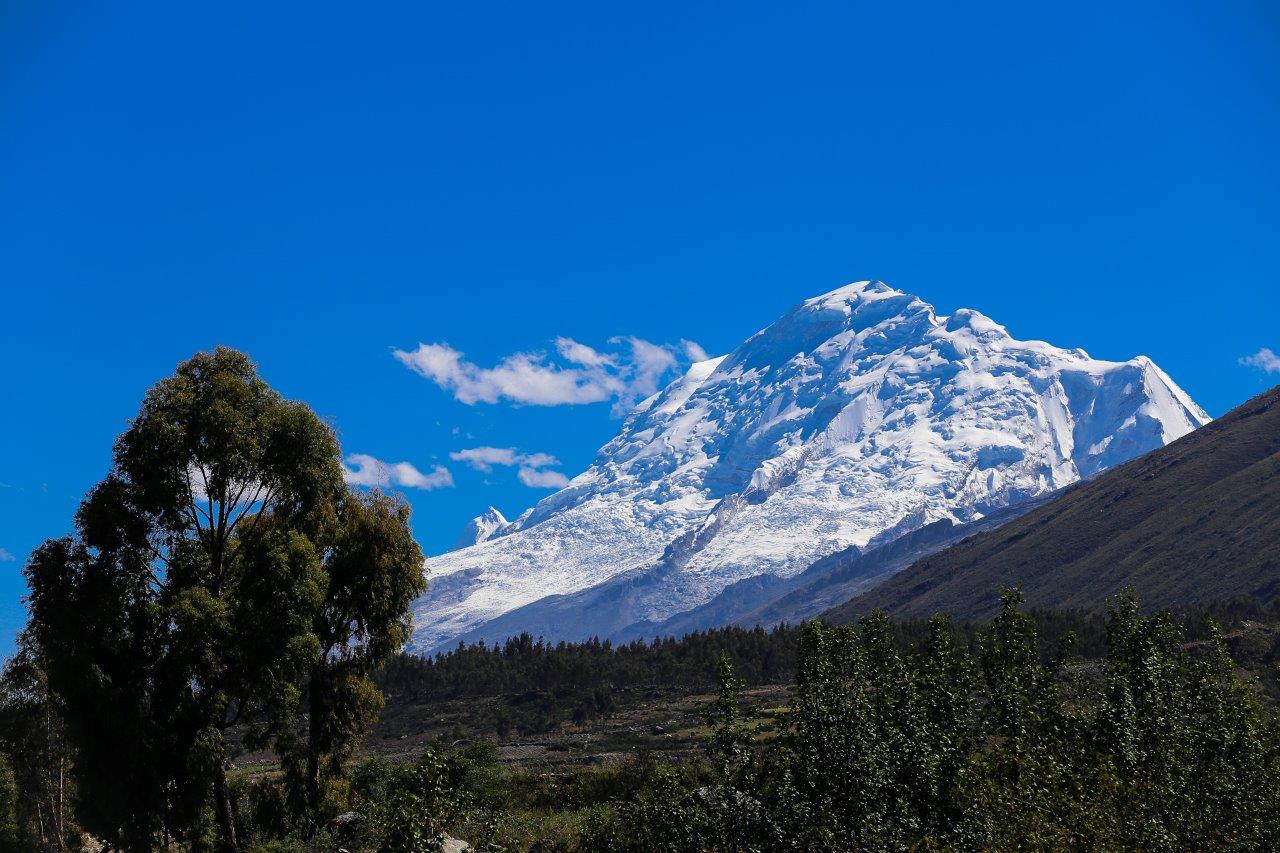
[2,1,1277,656]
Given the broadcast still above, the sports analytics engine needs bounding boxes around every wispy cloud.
[0,548,15,562]
[393,335,708,417]
[449,447,518,472]
[555,337,615,368]
[342,454,454,490]
[517,467,570,488]
[1240,347,1280,374]
[682,339,710,362]
[450,445,570,489]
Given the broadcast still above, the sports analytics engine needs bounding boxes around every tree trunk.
[56,750,66,850]
[213,765,238,852]
[35,799,47,849]
[307,671,325,813]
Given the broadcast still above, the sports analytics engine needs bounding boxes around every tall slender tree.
[24,347,424,850]
[281,489,426,822]
[0,630,79,851]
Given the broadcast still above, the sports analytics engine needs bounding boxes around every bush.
[576,590,1280,851]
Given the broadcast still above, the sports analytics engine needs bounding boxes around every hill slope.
[826,385,1280,622]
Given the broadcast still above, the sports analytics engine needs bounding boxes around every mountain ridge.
[825,384,1280,623]
[411,280,1209,653]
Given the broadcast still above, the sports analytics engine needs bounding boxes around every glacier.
[410,280,1210,653]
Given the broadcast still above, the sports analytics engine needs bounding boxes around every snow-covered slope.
[410,281,1209,653]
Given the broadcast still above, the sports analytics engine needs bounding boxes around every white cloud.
[610,336,678,417]
[1240,347,1280,374]
[0,548,14,562]
[393,335,700,415]
[450,446,569,489]
[518,467,571,488]
[518,451,560,469]
[682,339,711,362]
[342,454,454,490]
[393,342,619,406]
[449,446,521,472]
[555,337,615,368]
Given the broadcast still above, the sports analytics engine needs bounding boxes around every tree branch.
[223,483,277,568]
[225,480,266,539]
[198,464,216,535]
[183,465,213,535]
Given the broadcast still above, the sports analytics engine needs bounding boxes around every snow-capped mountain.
[410,281,1210,653]
[448,507,510,552]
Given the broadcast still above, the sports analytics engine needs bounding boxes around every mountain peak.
[414,280,1210,653]
[795,279,925,319]
[804,278,899,303]
[448,506,510,552]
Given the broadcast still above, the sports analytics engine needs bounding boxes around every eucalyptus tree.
[281,488,426,822]
[0,630,79,850]
[25,347,425,850]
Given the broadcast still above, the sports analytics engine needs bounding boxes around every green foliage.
[0,631,81,850]
[1097,592,1277,849]
[282,489,427,826]
[781,612,981,849]
[0,753,19,852]
[959,589,1092,848]
[11,569,1273,851]
[577,764,715,853]
[586,590,1280,852]
[381,624,799,708]
[580,660,781,853]
[374,607,1127,742]
[369,748,476,852]
[21,347,422,851]
[705,655,749,779]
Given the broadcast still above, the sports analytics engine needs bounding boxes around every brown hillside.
[825,385,1280,623]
